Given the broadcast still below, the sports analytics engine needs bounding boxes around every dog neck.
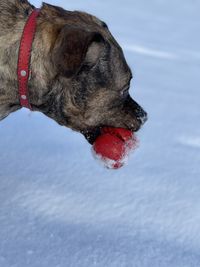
[0,1,35,119]
[0,0,57,120]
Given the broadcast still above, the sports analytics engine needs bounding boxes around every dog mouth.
[82,121,146,145]
[81,108,148,144]
[82,127,102,144]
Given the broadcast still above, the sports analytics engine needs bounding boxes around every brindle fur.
[0,0,147,143]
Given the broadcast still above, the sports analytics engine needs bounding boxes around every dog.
[0,0,147,144]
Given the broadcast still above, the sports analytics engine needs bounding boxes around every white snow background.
[1,0,200,266]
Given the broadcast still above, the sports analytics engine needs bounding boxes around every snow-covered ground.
[1,0,200,266]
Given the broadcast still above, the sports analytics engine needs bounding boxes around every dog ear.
[52,26,105,77]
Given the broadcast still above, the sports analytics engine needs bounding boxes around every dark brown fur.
[0,0,147,143]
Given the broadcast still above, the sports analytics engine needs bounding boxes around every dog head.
[32,4,147,143]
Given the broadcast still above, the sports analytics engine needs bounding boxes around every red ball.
[92,127,138,169]
[93,133,126,169]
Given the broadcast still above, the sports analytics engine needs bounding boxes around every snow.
[0,0,200,266]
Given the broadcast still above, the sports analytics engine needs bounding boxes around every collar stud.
[20,70,27,77]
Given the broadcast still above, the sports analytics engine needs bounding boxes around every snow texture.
[0,0,200,266]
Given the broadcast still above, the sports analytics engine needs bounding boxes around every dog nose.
[124,96,148,126]
[135,107,148,125]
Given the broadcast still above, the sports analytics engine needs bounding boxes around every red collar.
[17,8,40,110]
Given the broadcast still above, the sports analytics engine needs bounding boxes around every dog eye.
[120,87,129,98]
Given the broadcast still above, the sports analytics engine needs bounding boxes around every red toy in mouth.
[92,127,139,169]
